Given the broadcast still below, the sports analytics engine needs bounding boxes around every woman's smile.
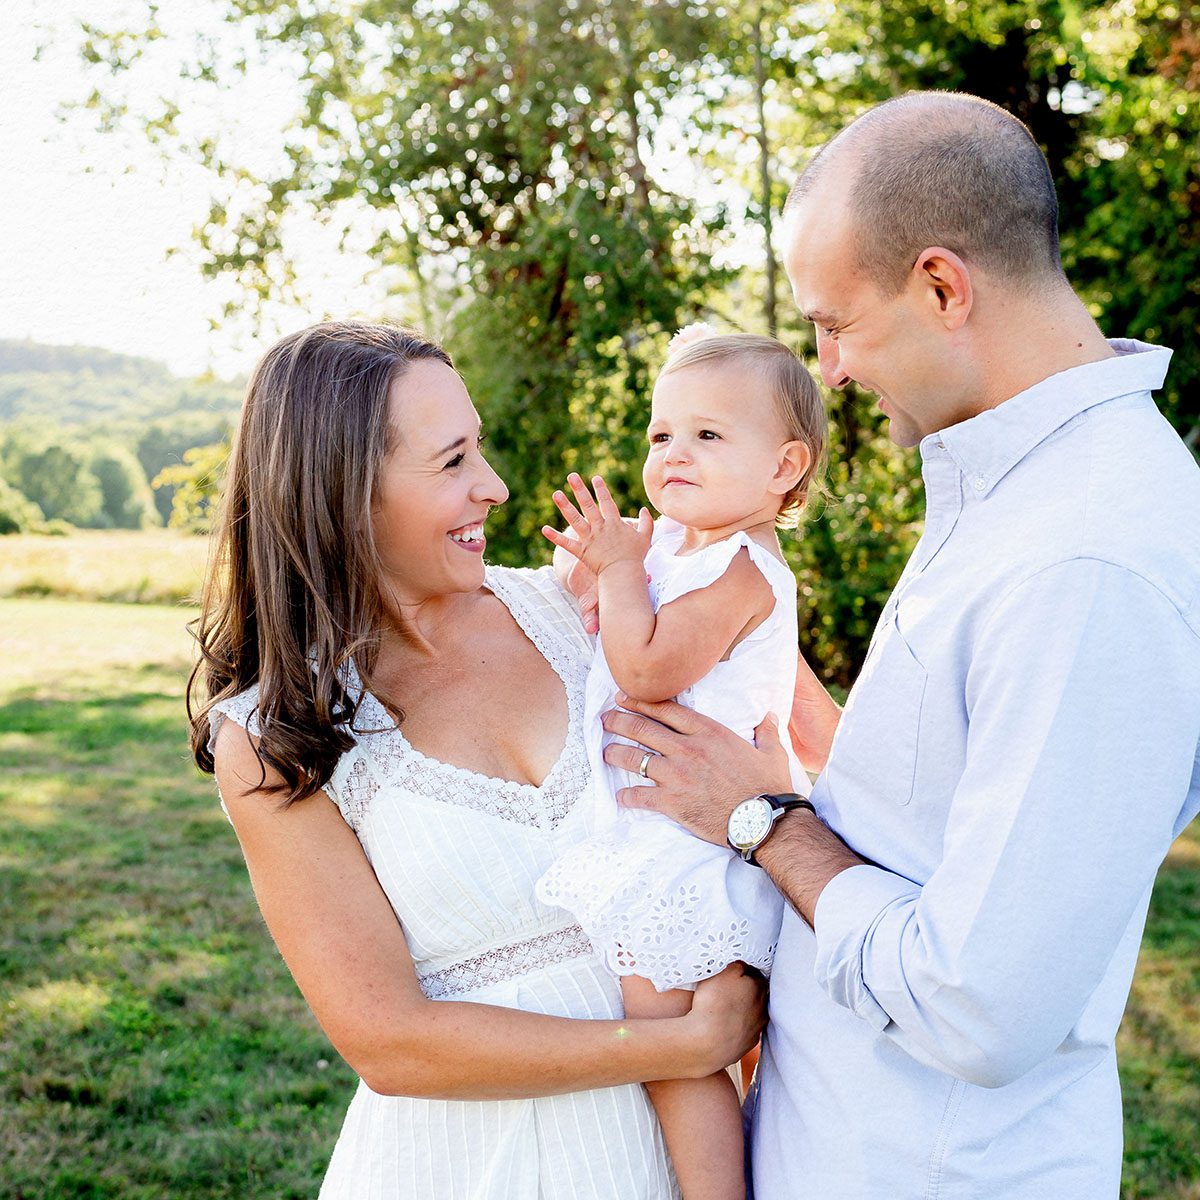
[448,520,487,553]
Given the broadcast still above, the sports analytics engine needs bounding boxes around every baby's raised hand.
[542,473,653,576]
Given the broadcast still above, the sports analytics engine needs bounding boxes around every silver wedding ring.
[637,751,654,779]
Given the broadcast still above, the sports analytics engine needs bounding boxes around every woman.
[189,321,764,1199]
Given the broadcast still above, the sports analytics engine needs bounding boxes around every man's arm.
[602,703,863,925]
[807,560,1200,1085]
[608,559,1200,1087]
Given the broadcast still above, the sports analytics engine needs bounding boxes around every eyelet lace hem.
[416,925,595,999]
[537,831,780,991]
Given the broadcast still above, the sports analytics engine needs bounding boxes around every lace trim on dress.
[538,831,779,990]
[416,924,595,999]
[208,568,593,835]
[333,751,377,834]
[206,685,262,753]
[337,569,592,832]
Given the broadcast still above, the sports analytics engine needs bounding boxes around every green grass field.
[0,598,355,1199]
[0,531,210,605]
[1,588,1198,1198]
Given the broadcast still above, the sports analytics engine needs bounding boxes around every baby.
[538,327,826,1199]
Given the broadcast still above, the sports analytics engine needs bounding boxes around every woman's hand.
[601,695,794,846]
[685,963,768,1075]
[542,473,653,577]
[553,541,601,635]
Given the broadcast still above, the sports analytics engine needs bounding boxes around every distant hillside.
[0,339,243,426]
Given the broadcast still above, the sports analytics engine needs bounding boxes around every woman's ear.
[770,441,812,496]
[912,246,973,331]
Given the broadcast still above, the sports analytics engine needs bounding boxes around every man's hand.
[542,473,653,577]
[604,693,865,924]
[601,695,793,845]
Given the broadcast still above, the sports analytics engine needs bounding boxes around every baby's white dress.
[209,565,679,1200]
[536,522,808,992]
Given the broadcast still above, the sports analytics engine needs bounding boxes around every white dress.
[209,565,679,1200]
[536,523,808,992]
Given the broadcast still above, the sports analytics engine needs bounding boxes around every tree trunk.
[754,8,777,337]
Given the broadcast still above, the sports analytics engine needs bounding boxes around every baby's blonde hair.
[658,333,826,528]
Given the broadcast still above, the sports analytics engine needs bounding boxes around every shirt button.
[973,477,986,491]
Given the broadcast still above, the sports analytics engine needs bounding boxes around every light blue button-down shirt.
[750,342,1200,1199]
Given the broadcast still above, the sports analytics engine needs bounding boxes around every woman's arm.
[215,721,764,1100]
[789,648,842,773]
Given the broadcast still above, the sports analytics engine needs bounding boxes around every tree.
[718,0,1199,686]
[152,441,229,533]
[137,415,236,524]
[755,0,1198,440]
[0,477,44,535]
[79,1,1198,686]
[0,425,103,528]
[81,0,738,561]
[90,443,161,529]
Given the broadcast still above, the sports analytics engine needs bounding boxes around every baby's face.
[644,362,791,531]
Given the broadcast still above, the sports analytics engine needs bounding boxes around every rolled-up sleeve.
[813,558,1200,1087]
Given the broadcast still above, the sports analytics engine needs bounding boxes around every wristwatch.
[727,792,816,866]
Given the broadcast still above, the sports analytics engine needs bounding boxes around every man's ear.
[913,246,973,331]
[770,441,812,496]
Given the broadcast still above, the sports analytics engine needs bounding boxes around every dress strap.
[206,684,262,754]
[485,564,594,672]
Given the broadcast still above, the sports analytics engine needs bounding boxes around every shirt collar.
[923,340,1173,496]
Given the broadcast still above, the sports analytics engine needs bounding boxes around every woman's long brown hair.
[187,320,452,803]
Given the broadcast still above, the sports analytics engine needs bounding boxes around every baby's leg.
[621,974,745,1200]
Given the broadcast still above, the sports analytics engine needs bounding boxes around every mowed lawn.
[1,594,1199,1198]
[0,599,355,1199]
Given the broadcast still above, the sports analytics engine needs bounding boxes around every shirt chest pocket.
[825,617,928,808]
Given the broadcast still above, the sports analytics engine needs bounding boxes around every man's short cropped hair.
[787,92,1064,295]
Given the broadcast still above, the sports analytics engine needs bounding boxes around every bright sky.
[1,1,393,379]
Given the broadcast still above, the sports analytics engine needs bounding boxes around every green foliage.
[152,442,229,533]
[0,425,102,528]
[89,443,161,530]
[0,341,240,531]
[0,339,242,426]
[83,0,737,564]
[0,426,162,532]
[0,476,45,535]
[755,0,1199,440]
[76,0,1200,684]
[1065,3,1200,435]
[137,416,235,525]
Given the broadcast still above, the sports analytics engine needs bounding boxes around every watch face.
[728,797,773,851]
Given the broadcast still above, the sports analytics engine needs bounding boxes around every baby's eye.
[699,429,720,440]
[649,432,670,444]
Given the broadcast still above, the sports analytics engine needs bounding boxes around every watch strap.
[747,793,816,866]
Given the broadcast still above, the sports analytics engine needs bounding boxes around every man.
[602,92,1200,1197]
